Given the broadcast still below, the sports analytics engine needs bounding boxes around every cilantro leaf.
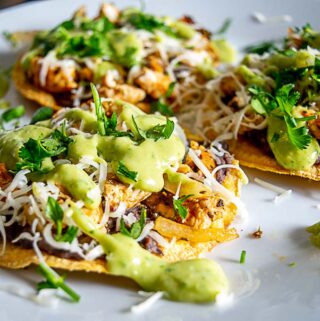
[16,124,71,172]
[125,12,177,37]
[132,116,175,143]
[37,263,80,302]
[244,41,278,55]
[145,118,175,141]
[30,107,54,124]
[173,194,193,220]
[117,161,138,182]
[248,85,277,114]
[151,100,174,116]
[46,196,64,239]
[286,122,312,149]
[46,197,79,243]
[249,83,312,150]
[275,84,300,115]
[165,82,176,98]
[120,207,147,239]
[58,226,79,243]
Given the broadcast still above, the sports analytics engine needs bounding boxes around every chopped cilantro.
[240,250,246,264]
[117,161,138,182]
[151,100,174,116]
[30,107,54,124]
[173,194,193,220]
[16,124,71,172]
[244,41,280,55]
[46,196,64,239]
[120,207,147,239]
[132,116,175,142]
[145,118,175,141]
[165,82,176,98]
[215,18,232,36]
[37,263,80,302]
[90,83,134,138]
[46,197,78,243]
[58,226,79,243]
[0,105,25,129]
[125,11,177,37]
[248,84,313,150]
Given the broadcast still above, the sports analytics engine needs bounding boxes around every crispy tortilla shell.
[230,138,320,181]
[13,61,61,110]
[0,240,216,273]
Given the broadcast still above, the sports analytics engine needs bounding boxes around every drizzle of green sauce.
[46,164,101,209]
[71,203,229,302]
[267,115,320,170]
[0,104,186,206]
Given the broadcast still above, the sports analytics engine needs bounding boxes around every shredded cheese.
[130,291,164,313]
[254,178,292,204]
[188,149,248,216]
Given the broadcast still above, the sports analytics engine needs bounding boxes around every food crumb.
[252,227,263,239]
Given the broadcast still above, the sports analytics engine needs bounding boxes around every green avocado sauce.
[307,222,320,248]
[0,125,52,170]
[267,115,320,170]
[0,104,185,205]
[71,203,229,302]
[67,104,186,192]
[46,164,101,209]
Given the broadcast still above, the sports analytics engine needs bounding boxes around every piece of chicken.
[135,67,171,99]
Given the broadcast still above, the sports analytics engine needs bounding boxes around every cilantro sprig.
[37,263,80,302]
[46,196,78,243]
[249,83,315,149]
[173,194,193,220]
[90,83,134,138]
[120,207,147,239]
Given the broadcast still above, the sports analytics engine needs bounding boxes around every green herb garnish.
[37,263,80,302]
[132,115,175,142]
[125,11,177,37]
[0,105,25,129]
[117,161,138,182]
[120,207,147,239]
[151,100,174,116]
[16,124,71,172]
[173,194,193,220]
[90,83,133,138]
[240,250,246,264]
[248,84,313,149]
[244,41,278,55]
[30,107,54,124]
[145,118,175,141]
[45,196,78,243]
[215,18,232,36]
[46,196,64,239]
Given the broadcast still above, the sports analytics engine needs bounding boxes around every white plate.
[1,0,320,320]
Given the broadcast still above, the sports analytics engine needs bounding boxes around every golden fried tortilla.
[13,62,61,110]
[230,138,320,181]
[0,240,218,273]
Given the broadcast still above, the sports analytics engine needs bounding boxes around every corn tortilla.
[230,138,320,181]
